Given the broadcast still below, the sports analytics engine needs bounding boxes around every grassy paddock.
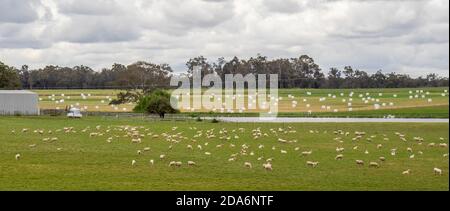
[0,116,448,191]
[33,87,449,118]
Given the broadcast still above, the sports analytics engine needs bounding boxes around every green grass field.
[33,87,449,118]
[0,116,448,191]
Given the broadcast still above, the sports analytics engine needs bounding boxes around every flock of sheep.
[40,89,448,113]
[12,123,448,177]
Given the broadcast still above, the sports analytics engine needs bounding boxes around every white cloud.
[0,0,448,77]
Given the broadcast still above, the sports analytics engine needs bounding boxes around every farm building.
[0,90,39,116]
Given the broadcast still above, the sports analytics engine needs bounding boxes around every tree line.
[1,55,448,90]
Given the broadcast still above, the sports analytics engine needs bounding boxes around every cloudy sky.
[0,0,448,76]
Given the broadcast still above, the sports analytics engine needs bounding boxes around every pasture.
[33,87,449,118]
[0,116,448,191]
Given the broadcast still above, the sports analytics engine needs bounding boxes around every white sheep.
[402,169,411,175]
[263,163,273,171]
[301,151,312,156]
[379,157,386,162]
[131,160,136,166]
[356,160,364,166]
[306,161,319,168]
[434,168,443,175]
[369,162,380,168]
[244,162,252,169]
[188,161,196,166]
[280,150,287,154]
[15,154,21,160]
[150,160,154,165]
[335,154,344,160]
[160,154,166,160]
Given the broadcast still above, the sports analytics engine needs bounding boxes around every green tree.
[134,90,179,118]
[0,61,21,89]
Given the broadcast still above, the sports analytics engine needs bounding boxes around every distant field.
[0,116,448,190]
[33,87,449,118]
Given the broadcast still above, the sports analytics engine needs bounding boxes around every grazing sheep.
[281,150,287,154]
[187,161,196,166]
[356,160,364,166]
[336,147,345,153]
[132,160,136,166]
[306,161,319,168]
[409,154,415,159]
[187,145,193,150]
[377,144,383,149]
[160,154,166,160]
[301,151,312,156]
[169,161,176,167]
[244,162,252,169]
[434,168,443,175]
[205,152,211,156]
[444,154,448,157]
[150,160,154,165]
[369,162,380,168]
[15,154,21,160]
[379,157,386,162]
[29,144,36,148]
[263,163,273,171]
[439,143,448,148]
[137,150,142,155]
[365,150,369,155]
[402,169,411,175]
[335,154,344,160]
[434,168,442,175]
[407,147,413,153]
[428,143,436,147]
[228,158,236,162]
[143,147,151,152]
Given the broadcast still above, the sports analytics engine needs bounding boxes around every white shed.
[0,90,40,116]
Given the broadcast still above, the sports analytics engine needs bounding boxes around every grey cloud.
[0,0,40,23]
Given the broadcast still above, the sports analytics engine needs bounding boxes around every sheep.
[280,150,287,154]
[160,154,166,160]
[369,162,380,168]
[301,151,312,156]
[409,154,415,159]
[407,147,413,153]
[335,154,344,160]
[294,147,300,151]
[228,158,236,162]
[428,143,436,147]
[379,157,386,162]
[356,160,364,166]
[434,168,443,175]
[266,158,274,163]
[402,169,411,175]
[187,161,196,166]
[143,147,151,152]
[244,162,252,169]
[444,154,448,158]
[365,150,369,155]
[439,143,448,148]
[175,162,182,167]
[263,163,273,171]
[205,152,211,156]
[137,150,142,155]
[15,154,21,160]
[377,144,383,149]
[169,161,176,167]
[336,147,345,153]
[150,160,154,165]
[306,161,319,168]
[29,144,37,148]
[131,160,136,166]
[187,145,193,150]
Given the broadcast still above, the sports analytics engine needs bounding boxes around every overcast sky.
[0,0,448,76]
